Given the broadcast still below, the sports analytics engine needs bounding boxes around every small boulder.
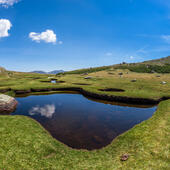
[0,94,18,113]
[131,79,137,82]
[108,72,114,75]
[120,153,129,161]
[84,76,92,79]
[81,73,88,76]
[161,81,167,85]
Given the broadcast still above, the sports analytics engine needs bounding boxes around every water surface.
[11,93,156,150]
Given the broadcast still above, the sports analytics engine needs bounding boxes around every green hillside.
[142,56,170,65]
[61,56,170,75]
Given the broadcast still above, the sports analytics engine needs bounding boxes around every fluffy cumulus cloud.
[29,29,57,44]
[0,19,12,38]
[0,0,19,7]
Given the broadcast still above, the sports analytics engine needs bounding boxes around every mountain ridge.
[31,70,65,74]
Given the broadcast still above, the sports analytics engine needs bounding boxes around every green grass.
[0,69,170,100]
[0,68,170,169]
[0,100,169,169]
[60,65,112,75]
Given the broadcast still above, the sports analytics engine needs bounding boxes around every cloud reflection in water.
[29,104,55,118]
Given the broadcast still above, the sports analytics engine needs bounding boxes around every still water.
[12,93,156,150]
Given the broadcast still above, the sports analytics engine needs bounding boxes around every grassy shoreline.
[0,99,169,169]
[8,86,170,105]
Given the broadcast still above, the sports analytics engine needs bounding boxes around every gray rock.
[118,72,123,75]
[84,76,92,79]
[0,94,18,113]
[108,72,114,75]
[161,81,167,85]
[81,73,88,76]
[121,153,129,161]
[131,79,137,82]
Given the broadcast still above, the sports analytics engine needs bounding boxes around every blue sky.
[0,0,170,71]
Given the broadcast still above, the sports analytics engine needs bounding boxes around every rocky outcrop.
[0,94,18,113]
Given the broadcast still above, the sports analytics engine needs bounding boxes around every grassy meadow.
[0,65,170,169]
[0,68,170,100]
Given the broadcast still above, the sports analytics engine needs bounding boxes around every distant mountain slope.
[48,70,65,74]
[31,71,46,74]
[142,56,170,65]
[63,56,170,75]
[0,67,6,74]
[31,70,65,74]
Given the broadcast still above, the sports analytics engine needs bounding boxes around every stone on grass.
[118,72,123,76]
[81,73,88,76]
[131,79,137,82]
[84,76,92,79]
[0,94,18,113]
[161,81,167,85]
[121,153,129,161]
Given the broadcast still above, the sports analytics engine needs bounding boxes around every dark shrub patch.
[99,88,125,92]
[72,83,91,85]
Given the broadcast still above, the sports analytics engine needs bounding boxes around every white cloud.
[161,35,170,43]
[29,29,57,44]
[0,19,12,38]
[58,40,63,45]
[130,56,134,59]
[0,0,19,7]
[106,52,113,56]
[136,46,148,54]
[29,104,56,118]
